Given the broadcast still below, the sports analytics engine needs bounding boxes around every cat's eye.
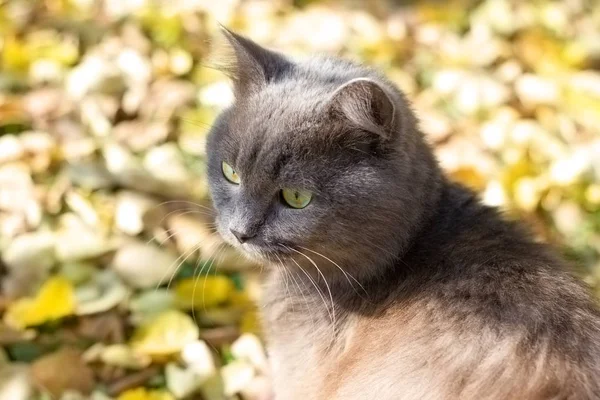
[222,161,240,184]
[281,188,313,209]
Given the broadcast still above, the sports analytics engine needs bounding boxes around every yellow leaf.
[500,158,540,199]
[416,0,470,26]
[515,30,583,74]
[130,310,199,358]
[229,290,253,307]
[1,36,31,73]
[175,276,234,310]
[117,388,174,400]
[449,166,487,192]
[27,30,79,66]
[4,277,76,329]
[585,184,600,206]
[513,177,543,212]
[240,307,261,335]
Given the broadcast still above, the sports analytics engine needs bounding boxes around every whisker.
[146,226,182,247]
[155,208,216,229]
[145,218,218,248]
[166,236,213,291]
[191,243,223,324]
[155,200,216,213]
[298,245,368,299]
[276,251,318,330]
[153,240,201,292]
[153,229,216,293]
[190,250,208,325]
[202,244,227,312]
[283,245,336,328]
[274,253,294,320]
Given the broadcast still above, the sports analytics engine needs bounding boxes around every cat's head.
[206,29,440,280]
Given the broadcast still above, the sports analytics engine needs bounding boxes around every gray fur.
[206,30,600,399]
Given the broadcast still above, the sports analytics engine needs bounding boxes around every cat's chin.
[230,243,295,265]
[238,245,286,263]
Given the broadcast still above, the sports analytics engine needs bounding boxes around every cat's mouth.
[216,221,297,263]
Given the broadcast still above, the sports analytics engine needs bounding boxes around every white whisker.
[284,245,336,329]
[155,200,216,213]
[145,219,217,248]
[202,244,226,312]
[191,243,223,323]
[156,208,216,229]
[275,253,295,320]
[277,251,318,331]
[298,245,368,298]
[153,235,211,292]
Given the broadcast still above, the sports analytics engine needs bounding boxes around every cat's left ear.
[216,26,291,98]
[328,78,398,139]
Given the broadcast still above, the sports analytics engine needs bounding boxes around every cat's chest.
[261,298,447,400]
[261,294,345,399]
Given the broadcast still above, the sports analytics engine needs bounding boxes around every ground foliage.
[0,0,599,398]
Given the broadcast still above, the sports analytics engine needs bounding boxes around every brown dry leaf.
[31,347,95,397]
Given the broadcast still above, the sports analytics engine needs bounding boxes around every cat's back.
[404,181,600,340]
[326,182,600,399]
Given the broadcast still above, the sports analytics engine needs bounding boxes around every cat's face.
[208,94,386,264]
[206,29,433,276]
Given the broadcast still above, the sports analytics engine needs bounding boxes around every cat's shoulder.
[399,181,600,329]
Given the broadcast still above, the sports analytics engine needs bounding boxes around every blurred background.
[0,0,599,399]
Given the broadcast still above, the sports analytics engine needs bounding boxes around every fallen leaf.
[4,277,76,329]
[175,276,234,310]
[130,310,199,358]
[117,388,174,400]
[31,348,95,398]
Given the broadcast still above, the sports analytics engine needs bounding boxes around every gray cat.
[206,28,600,400]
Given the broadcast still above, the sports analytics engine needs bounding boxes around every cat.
[205,28,600,400]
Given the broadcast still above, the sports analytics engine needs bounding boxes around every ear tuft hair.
[211,26,291,98]
[328,78,398,139]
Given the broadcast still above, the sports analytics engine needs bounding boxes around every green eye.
[281,188,313,209]
[222,161,240,184]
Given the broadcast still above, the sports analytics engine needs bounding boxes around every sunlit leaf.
[2,36,31,73]
[117,388,174,400]
[175,276,234,310]
[83,343,151,369]
[449,166,487,192]
[4,277,76,329]
[130,310,200,358]
[240,307,261,335]
[416,0,473,30]
[515,30,585,74]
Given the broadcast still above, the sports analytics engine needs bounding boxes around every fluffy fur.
[206,29,600,399]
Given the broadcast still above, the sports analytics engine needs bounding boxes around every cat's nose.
[230,229,256,244]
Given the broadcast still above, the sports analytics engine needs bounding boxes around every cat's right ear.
[327,78,398,140]
[213,26,291,98]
